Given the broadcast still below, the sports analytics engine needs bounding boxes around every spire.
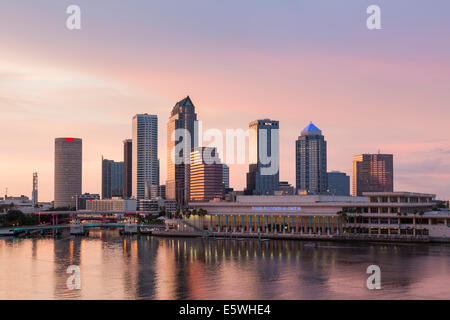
[301,122,322,135]
[175,96,193,107]
[171,96,195,116]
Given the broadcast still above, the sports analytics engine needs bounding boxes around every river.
[0,229,449,299]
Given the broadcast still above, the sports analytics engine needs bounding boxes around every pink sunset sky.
[1,1,449,201]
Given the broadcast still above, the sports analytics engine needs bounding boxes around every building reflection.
[0,231,449,299]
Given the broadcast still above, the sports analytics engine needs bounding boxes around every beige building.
[54,138,82,208]
[86,199,137,211]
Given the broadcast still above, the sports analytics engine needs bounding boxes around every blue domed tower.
[296,122,327,194]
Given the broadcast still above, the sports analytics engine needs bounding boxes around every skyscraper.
[352,153,393,196]
[102,157,124,199]
[32,172,38,206]
[132,114,159,201]
[189,147,223,202]
[295,122,327,194]
[54,137,82,208]
[166,96,198,206]
[222,164,230,189]
[327,171,350,196]
[123,139,132,199]
[246,119,279,195]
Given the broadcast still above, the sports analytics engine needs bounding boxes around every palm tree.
[336,210,348,223]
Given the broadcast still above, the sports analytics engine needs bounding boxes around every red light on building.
[65,138,75,141]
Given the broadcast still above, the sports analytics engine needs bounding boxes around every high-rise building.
[102,157,124,199]
[132,114,159,201]
[150,184,166,199]
[32,172,38,206]
[295,122,327,194]
[327,171,350,196]
[54,137,82,208]
[352,153,393,196]
[189,147,223,202]
[222,164,230,190]
[166,96,198,206]
[123,139,132,199]
[246,119,279,195]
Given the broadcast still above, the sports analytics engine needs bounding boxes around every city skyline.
[1,1,450,201]
[2,95,450,202]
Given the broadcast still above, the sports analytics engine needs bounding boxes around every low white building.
[188,192,450,241]
[86,198,137,212]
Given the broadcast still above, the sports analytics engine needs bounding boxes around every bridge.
[34,210,157,225]
[8,222,150,236]
[0,211,163,236]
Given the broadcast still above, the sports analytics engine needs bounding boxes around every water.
[0,229,449,300]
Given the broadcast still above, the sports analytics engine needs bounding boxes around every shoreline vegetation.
[0,210,40,227]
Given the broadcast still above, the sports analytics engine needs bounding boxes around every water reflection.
[0,229,449,299]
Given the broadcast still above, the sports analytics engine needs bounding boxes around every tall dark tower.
[245,119,279,195]
[102,157,124,199]
[295,122,327,194]
[166,96,198,206]
[123,139,132,198]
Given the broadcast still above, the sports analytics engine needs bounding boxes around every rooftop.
[301,122,322,136]
[362,192,436,198]
[171,96,196,116]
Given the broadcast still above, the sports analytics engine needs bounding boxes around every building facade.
[222,164,230,190]
[123,139,132,199]
[132,114,159,201]
[86,198,137,211]
[150,184,166,199]
[327,171,350,196]
[102,158,124,199]
[54,137,82,208]
[189,147,223,202]
[296,122,327,194]
[246,119,279,195]
[139,198,177,214]
[75,193,100,210]
[352,153,393,196]
[166,96,198,206]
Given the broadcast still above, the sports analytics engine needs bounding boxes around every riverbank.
[149,229,450,243]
